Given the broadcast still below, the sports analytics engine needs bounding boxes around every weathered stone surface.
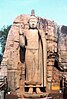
[7,70,20,91]
[58,26,67,69]
[0,66,7,76]
[23,93,48,98]
[58,26,67,91]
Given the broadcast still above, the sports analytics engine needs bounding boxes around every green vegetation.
[0,25,11,53]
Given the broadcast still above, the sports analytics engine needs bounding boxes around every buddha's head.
[28,10,38,29]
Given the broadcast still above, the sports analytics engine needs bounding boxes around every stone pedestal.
[23,93,49,98]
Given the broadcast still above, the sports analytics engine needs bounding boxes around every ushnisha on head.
[28,10,38,29]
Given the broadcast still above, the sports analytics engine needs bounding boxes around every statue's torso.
[25,29,39,49]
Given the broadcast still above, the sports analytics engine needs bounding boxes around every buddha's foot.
[28,87,33,94]
[36,87,42,94]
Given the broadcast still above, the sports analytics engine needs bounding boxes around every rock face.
[0,13,66,98]
[58,26,67,70]
[58,26,67,89]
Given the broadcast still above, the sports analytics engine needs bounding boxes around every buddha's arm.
[19,33,25,47]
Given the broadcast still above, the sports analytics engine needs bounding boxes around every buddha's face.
[29,16,38,29]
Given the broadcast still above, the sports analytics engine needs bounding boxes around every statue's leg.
[34,50,42,93]
[25,50,34,93]
[28,85,33,94]
[25,50,38,84]
[25,50,33,82]
[36,85,42,94]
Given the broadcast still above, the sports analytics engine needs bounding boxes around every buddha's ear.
[27,19,30,24]
[37,21,40,29]
[27,21,29,24]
